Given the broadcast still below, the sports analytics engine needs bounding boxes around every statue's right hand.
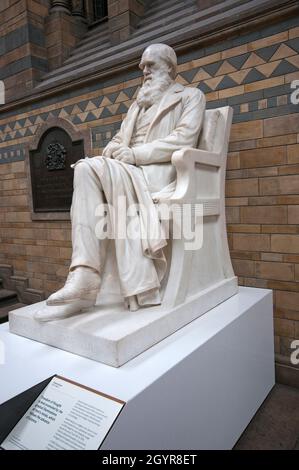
[113,147,135,164]
[103,143,122,158]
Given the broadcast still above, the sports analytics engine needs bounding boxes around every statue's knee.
[73,160,93,184]
[94,155,105,166]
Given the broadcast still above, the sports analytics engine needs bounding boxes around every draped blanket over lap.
[75,156,167,302]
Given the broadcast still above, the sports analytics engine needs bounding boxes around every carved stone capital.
[50,0,72,14]
[72,0,85,17]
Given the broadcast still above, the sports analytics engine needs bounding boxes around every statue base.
[1,287,274,449]
[9,277,237,367]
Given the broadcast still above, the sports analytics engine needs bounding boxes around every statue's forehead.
[140,47,161,64]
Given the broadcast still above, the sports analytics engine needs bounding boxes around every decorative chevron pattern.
[0,87,140,144]
[0,37,298,148]
[181,39,299,93]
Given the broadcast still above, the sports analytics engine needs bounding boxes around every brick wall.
[0,0,50,100]
[0,13,299,378]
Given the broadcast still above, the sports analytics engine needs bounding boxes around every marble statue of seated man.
[35,43,206,322]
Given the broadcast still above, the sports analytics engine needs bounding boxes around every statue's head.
[137,44,177,108]
[139,43,177,81]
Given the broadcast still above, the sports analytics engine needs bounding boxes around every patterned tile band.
[0,18,298,163]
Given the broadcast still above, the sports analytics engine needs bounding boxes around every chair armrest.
[170,148,222,203]
[172,147,222,168]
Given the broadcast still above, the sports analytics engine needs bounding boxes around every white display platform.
[0,287,275,450]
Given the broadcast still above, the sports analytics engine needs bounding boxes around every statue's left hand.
[113,146,136,164]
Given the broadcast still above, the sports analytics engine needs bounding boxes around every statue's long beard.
[137,74,173,109]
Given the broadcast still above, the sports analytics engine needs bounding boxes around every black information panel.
[30,127,84,212]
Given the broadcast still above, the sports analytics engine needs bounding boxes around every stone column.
[71,0,88,37]
[0,0,50,101]
[71,0,85,17]
[108,0,144,44]
[46,0,80,70]
[50,0,72,13]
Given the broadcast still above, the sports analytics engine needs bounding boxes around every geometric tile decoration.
[0,35,298,153]
[227,52,251,69]
[242,52,265,69]
[270,43,296,61]
[254,45,279,62]
[271,59,298,76]
[288,37,299,53]
[242,68,266,84]
[256,61,281,78]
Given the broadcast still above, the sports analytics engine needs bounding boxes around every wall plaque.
[29,127,84,212]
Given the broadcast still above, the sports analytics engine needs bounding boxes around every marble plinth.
[9,277,237,367]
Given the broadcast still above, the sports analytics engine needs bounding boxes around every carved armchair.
[160,106,238,312]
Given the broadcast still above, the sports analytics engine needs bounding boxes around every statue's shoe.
[46,267,101,306]
[127,295,139,312]
[34,301,93,322]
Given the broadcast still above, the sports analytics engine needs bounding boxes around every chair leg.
[162,238,193,308]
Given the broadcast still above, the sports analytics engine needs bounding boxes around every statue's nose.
[144,65,151,76]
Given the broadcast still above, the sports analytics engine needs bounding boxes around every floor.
[234,384,299,450]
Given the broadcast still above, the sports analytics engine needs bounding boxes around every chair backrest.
[198,107,232,155]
